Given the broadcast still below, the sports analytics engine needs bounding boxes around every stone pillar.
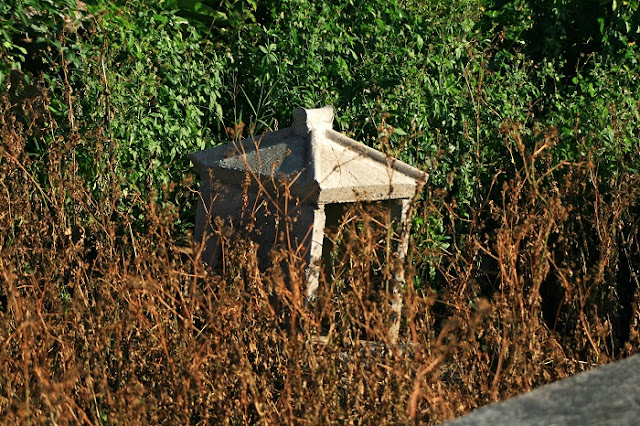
[305,203,326,303]
[389,198,411,344]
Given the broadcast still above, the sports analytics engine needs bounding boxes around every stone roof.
[190,106,427,204]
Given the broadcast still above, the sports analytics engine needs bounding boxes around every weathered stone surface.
[190,106,427,205]
[447,354,640,426]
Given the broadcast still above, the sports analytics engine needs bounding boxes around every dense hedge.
[2,0,638,226]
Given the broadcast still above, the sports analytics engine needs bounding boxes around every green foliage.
[1,0,638,285]
[0,0,77,84]
[602,0,640,51]
[158,0,258,35]
[76,3,225,191]
[1,0,227,232]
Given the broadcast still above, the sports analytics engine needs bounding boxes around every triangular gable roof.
[190,106,426,204]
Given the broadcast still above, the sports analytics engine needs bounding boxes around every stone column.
[389,198,411,344]
[305,203,326,303]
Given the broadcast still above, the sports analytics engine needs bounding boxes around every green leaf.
[153,14,169,25]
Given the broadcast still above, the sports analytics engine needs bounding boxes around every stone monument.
[190,106,426,340]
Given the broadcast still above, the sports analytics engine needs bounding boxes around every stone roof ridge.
[189,105,428,203]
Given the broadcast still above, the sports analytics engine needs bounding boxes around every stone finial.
[291,106,334,136]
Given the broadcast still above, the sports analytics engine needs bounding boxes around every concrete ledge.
[447,354,640,426]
